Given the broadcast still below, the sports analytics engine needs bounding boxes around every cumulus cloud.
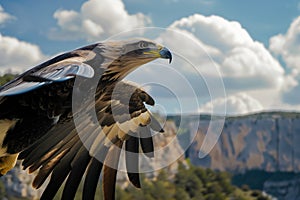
[127,14,285,115]
[199,93,263,115]
[159,14,285,91]
[0,6,45,74]
[0,33,46,74]
[0,5,14,25]
[270,16,300,70]
[50,0,151,41]
[269,16,300,105]
[123,14,288,114]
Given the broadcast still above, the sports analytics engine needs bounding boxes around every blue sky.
[2,0,300,53]
[1,0,300,114]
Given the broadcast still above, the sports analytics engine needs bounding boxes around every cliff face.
[184,112,300,173]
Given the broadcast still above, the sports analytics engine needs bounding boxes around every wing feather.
[39,141,80,200]
[103,140,123,200]
[32,134,80,189]
[22,129,77,171]
[61,148,91,199]
[0,63,94,96]
[31,119,100,189]
[18,81,164,200]
[125,135,141,188]
[139,126,154,158]
[82,156,106,200]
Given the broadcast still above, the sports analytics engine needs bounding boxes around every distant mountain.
[168,111,300,173]
[168,111,300,199]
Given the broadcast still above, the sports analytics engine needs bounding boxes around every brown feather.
[139,126,154,158]
[125,136,141,188]
[103,140,123,200]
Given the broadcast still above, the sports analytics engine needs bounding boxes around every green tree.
[173,188,190,200]
[0,181,6,199]
[174,163,204,198]
[0,74,15,86]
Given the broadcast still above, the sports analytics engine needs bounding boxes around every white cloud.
[269,16,300,105]
[123,14,288,115]
[0,6,44,74]
[0,5,14,25]
[119,14,288,114]
[158,14,285,92]
[199,93,263,115]
[50,0,151,41]
[171,14,253,50]
[130,14,285,116]
[0,33,46,74]
[270,16,300,70]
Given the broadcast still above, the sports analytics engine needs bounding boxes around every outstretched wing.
[18,81,164,200]
[0,62,94,96]
[0,49,95,97]
[0,45,99,154]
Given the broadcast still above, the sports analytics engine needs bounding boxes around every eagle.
[0,39,172,199]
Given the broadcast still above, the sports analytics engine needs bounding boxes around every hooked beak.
[159,47,172,64]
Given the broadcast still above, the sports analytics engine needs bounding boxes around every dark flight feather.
[103,140,123,200]
[125,135,141,188]
[82,156,106,200]
[62,148,91,199]
[139,126,154,158]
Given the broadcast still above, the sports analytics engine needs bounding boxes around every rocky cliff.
[171,112,300,173]
[169,111,300,200]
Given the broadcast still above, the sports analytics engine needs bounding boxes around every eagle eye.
[138,41,148,49]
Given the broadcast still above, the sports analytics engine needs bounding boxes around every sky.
[1,0,300,115]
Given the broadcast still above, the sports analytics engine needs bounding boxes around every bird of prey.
[0,39,172,199]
